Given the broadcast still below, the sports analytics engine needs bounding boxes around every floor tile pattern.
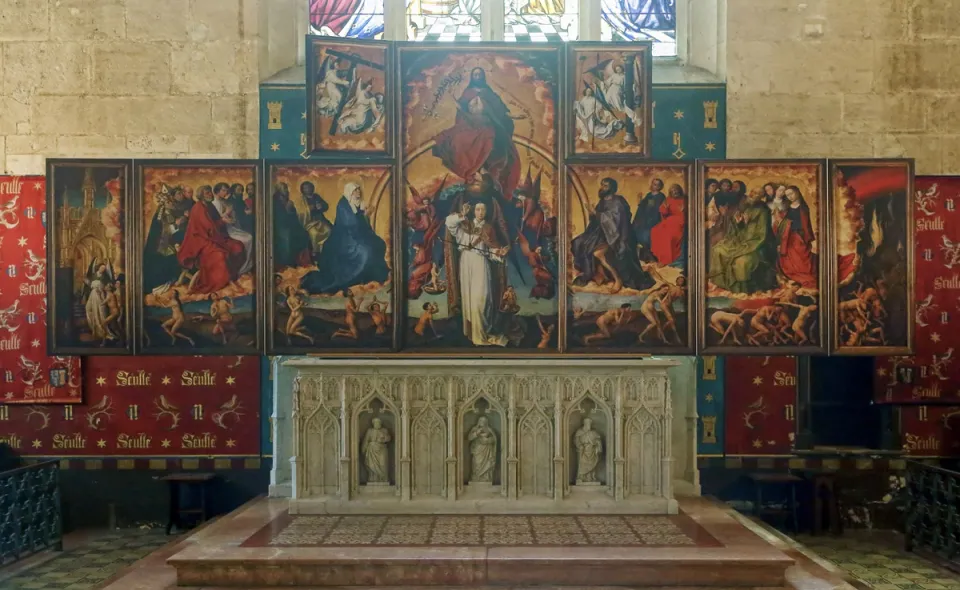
[0,529,170,590]
[253,514,715,547]
[796,533,960,590]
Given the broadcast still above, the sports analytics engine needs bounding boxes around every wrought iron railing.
[905,460,960,566]
[0,460,63,565]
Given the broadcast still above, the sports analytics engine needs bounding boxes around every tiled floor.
[0,528,171,590]
[794,532,960,590]
[242,513,720,548]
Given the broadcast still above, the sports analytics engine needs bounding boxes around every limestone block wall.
[0,0,280,174]
[724,0,956,174]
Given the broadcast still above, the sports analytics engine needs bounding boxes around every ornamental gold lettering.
[0,177,23,195]
[52,433,86,450]
[912,383,942,400]
[784,404,795,421]
[0,334,20,351]
[116,370,151,387]
[0,434,22,448]
[116,433,152,449]
[774,371,796,387]
[904,433,939,452]
[18,282,45,296]
[917,216,945,232]
[181,370,216,386]
[181,432,217,449]
[934,275,960,290]
[24,384,55,399]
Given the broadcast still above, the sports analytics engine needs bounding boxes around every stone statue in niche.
[362,418,392,484]
[574,418,603,484]
[468,416,497,483]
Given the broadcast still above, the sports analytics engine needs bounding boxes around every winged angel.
[574,58,640,143]
[83,258,122,346]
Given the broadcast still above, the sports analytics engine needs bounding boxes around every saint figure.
[212,183,255,276]
[707,191,777,294]
[774,186,817,289]
[632,178,665,256]
[572,177,654,292]
[649,183,687,266]
[177,189,245,294]
[272,183,312,269]
[574,418,603,484]
[362,418,392,484]
[300,182,389,294]
[433,67,522,199]
[468,416,497,483]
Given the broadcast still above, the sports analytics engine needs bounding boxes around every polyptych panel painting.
[307,37,391,156]
[830,159,914,355]
[569,42,652,158]
[136,161,262,354]
[47,159,134,355]
[566,163,693,354]
[697,160,827,355]
[267,163,395,353]
[400,45,561,352]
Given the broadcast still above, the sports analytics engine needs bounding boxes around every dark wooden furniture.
[802,470,843,535]
[161,473,215,535]
[747,472,801,533]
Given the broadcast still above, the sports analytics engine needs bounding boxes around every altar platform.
[164,496,798,588]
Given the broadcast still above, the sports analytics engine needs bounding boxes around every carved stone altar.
[288,359,680,514]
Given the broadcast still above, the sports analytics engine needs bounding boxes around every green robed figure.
[707,191,778,294]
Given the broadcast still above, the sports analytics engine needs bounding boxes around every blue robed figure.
[300,182,389,294]
[601,0,675,38]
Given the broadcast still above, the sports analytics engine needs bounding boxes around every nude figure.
[103,284,123,341]
[332,288,364,340]
[209,293,235,345]
[537,316,555,349]
[791,304,817,345]
[709,310,746,345]
[747,306,780,346]
[285,286,315,345]
[161,290,195,346]
[368,296,389,335]
[414,301,439,338]
[583,304,632,345]
[638,286,669,344]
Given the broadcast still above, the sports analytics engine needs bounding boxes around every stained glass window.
[504,0,578,42]
[601,0,676,56]
[310,0,385,40]
[406,0,482,42]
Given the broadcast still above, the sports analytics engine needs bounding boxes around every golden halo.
[338,174,364,195]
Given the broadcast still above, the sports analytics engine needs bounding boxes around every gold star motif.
[752,376,763,386]
[32,439,42,449]
[226,439,236,448]
[704,393,714,402]
[4,392,12,399]
[97,439,106,448]
[161,439,171,448]
[270,142,280,152]
[301,111,307,120]
[31,339,40,348]
[96,376,106,386]
[931,332,942,343]
[17,237,27,247]
[752,439,763,449]
[673,110,684,120]
[161,376,171,385]
[33,182,42,190]
[705,142,716,152]
[877,367,887,377]
[226,376,236,385]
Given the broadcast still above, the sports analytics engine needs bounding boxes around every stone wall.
[725,0,952,174]
[0,0,272,174]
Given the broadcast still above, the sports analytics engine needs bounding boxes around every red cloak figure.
[649,184,687,266]
[775,186,818,289]
[177,197,244,294]
[432,67,522,201]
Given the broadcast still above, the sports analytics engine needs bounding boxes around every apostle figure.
[774,186,817,289]
[362,418,392,484]
[272,183,313,269]
[574,418,603,484]
[299,181,334,257]
[707,190,777,294]
[632,178,665,257]
[649,183,687,266]
[445,200,509,346]
[433,67,522,200]
[300,182,389,294]
[212,183,255,276]
[572,177,654,293]
[177,189,245,294]
[468,416,497,483]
